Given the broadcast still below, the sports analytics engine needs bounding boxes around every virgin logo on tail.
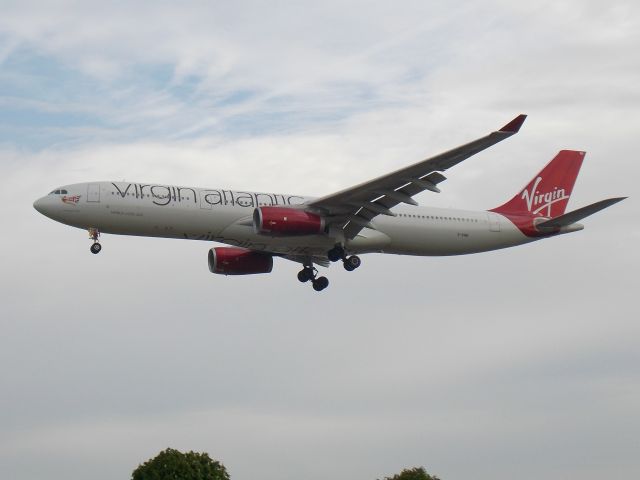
[521,177,568,216]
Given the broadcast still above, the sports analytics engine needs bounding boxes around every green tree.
[380,466,441,480]
[131,448,230,480]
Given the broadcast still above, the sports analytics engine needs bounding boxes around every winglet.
[499,114,527,133]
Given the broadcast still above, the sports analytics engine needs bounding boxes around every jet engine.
[208,247,273,275]
[253,206,325,236]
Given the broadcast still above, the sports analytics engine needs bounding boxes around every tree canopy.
[132,449,438,480]
[131,448,230,480]
[380,466,441,480]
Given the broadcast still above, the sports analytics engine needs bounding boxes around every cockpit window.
[50,190,60,194]
[49,189,68,195]
[60,189,68,194]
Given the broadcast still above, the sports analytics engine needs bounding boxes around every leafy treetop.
[131,448,230,480]
[380,466,441,480]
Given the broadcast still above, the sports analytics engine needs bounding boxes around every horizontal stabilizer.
[536,197,626,230]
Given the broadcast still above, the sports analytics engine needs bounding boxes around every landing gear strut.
[328,244,361,272]
[297,265,329,291]
[89,228,102,254]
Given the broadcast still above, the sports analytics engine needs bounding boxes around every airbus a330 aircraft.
[34,114,624,291]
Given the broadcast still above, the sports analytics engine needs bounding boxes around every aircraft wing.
[306,114,527,239]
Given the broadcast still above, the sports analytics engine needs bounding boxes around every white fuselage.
[34,181,537,258]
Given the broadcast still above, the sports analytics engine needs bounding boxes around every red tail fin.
[491,150,585,218]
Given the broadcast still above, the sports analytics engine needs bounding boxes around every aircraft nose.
[33,196,51,216]
[33,197,44,213]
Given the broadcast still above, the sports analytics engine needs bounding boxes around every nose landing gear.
[88,228,102,254]
[297,265,329,291]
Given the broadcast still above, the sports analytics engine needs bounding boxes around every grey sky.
[0,1,638,479]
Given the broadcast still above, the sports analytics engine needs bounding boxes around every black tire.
[346,255,361,269]
[343,262,355,271]
[327,246,343,262]
[297,269,312,282]
[90,243,102,254]
[312,276,329,291]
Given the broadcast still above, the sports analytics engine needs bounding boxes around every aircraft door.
[87,183,101,202]
[487,212,501,232]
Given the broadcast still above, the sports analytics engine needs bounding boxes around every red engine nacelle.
[253,207,325,236]
[208,247,273,275]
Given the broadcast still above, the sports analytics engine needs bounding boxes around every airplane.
[33,114,625,291]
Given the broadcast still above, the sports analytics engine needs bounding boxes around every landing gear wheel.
[327,245,345,262]
[297,268,314,283]
[312,276,329,291]
[90,243,102,254]
[343,255,361,271]
[298,263,328,291]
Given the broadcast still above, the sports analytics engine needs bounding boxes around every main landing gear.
[89,228,102,254]
[327,245,361,272]
[297,265,329,292]
[297,246,360,292]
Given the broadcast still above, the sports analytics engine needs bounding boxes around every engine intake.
[253,206,325,236]
[208,247,273,275]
